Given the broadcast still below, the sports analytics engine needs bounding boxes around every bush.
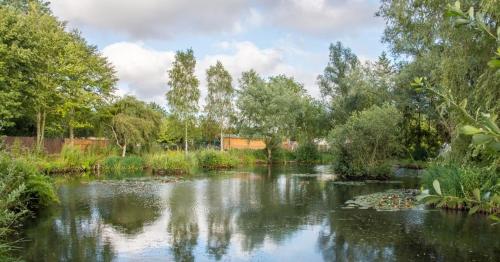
[197,149,239,169]
[295,142,319,163]
[0,153,58,257]
[271,147,295,163]
[145,151,196,174]
[102,156,145,172]
[329,104,403,179]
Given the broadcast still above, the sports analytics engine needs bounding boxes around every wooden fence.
[222,136,298,151]
[2,136,108,154]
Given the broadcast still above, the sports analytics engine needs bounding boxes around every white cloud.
[101,41,320,106]
[269,0,382,36]
[51,0,253,39]
[51,0,381,39]
[102,42,175,104]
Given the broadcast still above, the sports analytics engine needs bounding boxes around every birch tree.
[204,61,234,151]
[166,49,200,155]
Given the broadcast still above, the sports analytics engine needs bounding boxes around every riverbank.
[14,146,333,176]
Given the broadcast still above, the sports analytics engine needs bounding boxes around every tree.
[57,32,116,143]
[329,104,403,179]
[106,96,162,157]
[317,41,359,100]
[237,72,307,162]
[205,61,234,151]
[166,49,200,155]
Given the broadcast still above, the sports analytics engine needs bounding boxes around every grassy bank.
[13,144,334,176]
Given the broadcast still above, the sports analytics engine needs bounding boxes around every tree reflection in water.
[17,166,500,261]
[167,183,199,262]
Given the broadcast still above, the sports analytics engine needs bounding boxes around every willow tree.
[166,49,200,154]
[204,61,234,151]
[106,96,162,157]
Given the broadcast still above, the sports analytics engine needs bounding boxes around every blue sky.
[50,0,387,104]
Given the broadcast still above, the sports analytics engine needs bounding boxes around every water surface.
[19,165,499,261]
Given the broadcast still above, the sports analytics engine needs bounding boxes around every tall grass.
[102,156,145,172]
[197,149,239,169]
[145,151,196,174]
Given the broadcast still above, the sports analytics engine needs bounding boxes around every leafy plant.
[329,104,403,179]
[197,149,238,170]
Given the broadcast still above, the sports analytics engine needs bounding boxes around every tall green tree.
[57,33,116,143]
[317,41,359,100]
[0,4,69,149]
[204,61,234,151]
[237,72,307,162]
[166,49,200,155]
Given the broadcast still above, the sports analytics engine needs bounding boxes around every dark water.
[18,165,499,261]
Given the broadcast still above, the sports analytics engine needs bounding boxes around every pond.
[17,165,499,261]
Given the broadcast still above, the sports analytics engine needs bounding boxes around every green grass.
[102,155,145,172]
[145,151,196,174]
[197,149,239,169]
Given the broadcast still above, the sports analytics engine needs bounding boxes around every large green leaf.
[433,180,442,196]
[460,125,482,135]
[472,134,492,145]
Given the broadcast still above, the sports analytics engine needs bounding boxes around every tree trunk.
[69,108,75,145]
[184,122,188,155]
[69,125,74,145]
[220,127,224,151]
[266,146,272,164]
[36,111,41,151]
[36,110,46,152]
[121,143,127,157]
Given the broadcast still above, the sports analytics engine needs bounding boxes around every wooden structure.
[2,136,109,154]
[222,135,298,151]
[223,136,266,150]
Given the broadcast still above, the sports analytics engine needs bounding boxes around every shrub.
[197,149,239,170]
[271,147,295,163]
[227,149,257,165]
[0,153,58,257]
[329,104,403,179]
[145,151,196,174]
[295,142,319,163]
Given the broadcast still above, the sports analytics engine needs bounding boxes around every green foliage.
[105,96,163,157]
[422,164,498,199]
[166,48,200,153]
[0,4,116,148]
[197,149,238,170]
[204,61,234,149]
[317,41,359,100]
[295,142,319,163]
[418,163,499,215]
[329,104,403,179]
[0,152,58,257]
[237,71,310,162]
[227,149,267,165]
[145,151,195,174]
[102,156,144,172]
